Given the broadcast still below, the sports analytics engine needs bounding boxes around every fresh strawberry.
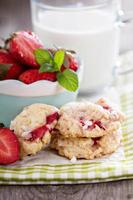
[39,72,57,82]
[0,128,19,165]
[68,56,78,72]
[0,49,24,80]
[6,31,43,67]
[29,125,48,141]
[19,69,56,84]
[19,69,39,84]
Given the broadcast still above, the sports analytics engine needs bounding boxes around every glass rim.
[31,0,115,11]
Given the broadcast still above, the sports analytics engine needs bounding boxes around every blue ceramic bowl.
[0,59,83,126]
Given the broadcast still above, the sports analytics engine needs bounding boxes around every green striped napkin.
[0,85,132,185]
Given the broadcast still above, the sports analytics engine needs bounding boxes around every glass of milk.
[30,0,122,94]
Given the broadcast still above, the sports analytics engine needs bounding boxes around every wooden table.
[0,0,133,199]
[0,180,132,200]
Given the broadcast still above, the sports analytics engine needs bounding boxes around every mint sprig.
[34,48,79,92]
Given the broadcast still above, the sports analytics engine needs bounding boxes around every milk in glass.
[32,9,120,92]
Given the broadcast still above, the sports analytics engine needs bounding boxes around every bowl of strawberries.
[0,31,82,126]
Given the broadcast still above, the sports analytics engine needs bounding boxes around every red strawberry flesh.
[0,128,19,165]
[29,125,48,141]
[79,118,85,126]
[28,112,59,141]
[94,120,105,130]
[88,120,105,130]
[80,119,105,130]
[46,112,59,124]
[103,106,111,110]
[7,31,43,67]
[93,137,101,145]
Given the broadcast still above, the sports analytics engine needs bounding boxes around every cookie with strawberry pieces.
[55,98,125,138]
[50,129,122,160]
[10,103,59,158]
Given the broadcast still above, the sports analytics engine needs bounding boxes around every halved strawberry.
[0,128,19,165]
[19,69,57,84]
[6,31,43,68]
[0,49,24,80]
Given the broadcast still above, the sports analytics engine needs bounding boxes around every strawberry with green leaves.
[3,30,79,91]
[34,48,79,92]
[0,49,24,80]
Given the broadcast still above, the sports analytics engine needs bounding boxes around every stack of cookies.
[51,98,125,160]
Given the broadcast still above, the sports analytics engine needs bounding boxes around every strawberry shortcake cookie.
[10,103,59,158]
[51,98,125,160]
[56,98,125,138]
[51,130,122,160]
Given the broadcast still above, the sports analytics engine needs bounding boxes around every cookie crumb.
[70,156,77,163]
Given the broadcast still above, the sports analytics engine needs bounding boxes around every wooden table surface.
[0,0,133,199]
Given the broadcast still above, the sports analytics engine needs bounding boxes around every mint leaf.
[34,49,52,65]
[54,50,65,70]
[39,63,57,73]
[57,69,78,92]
